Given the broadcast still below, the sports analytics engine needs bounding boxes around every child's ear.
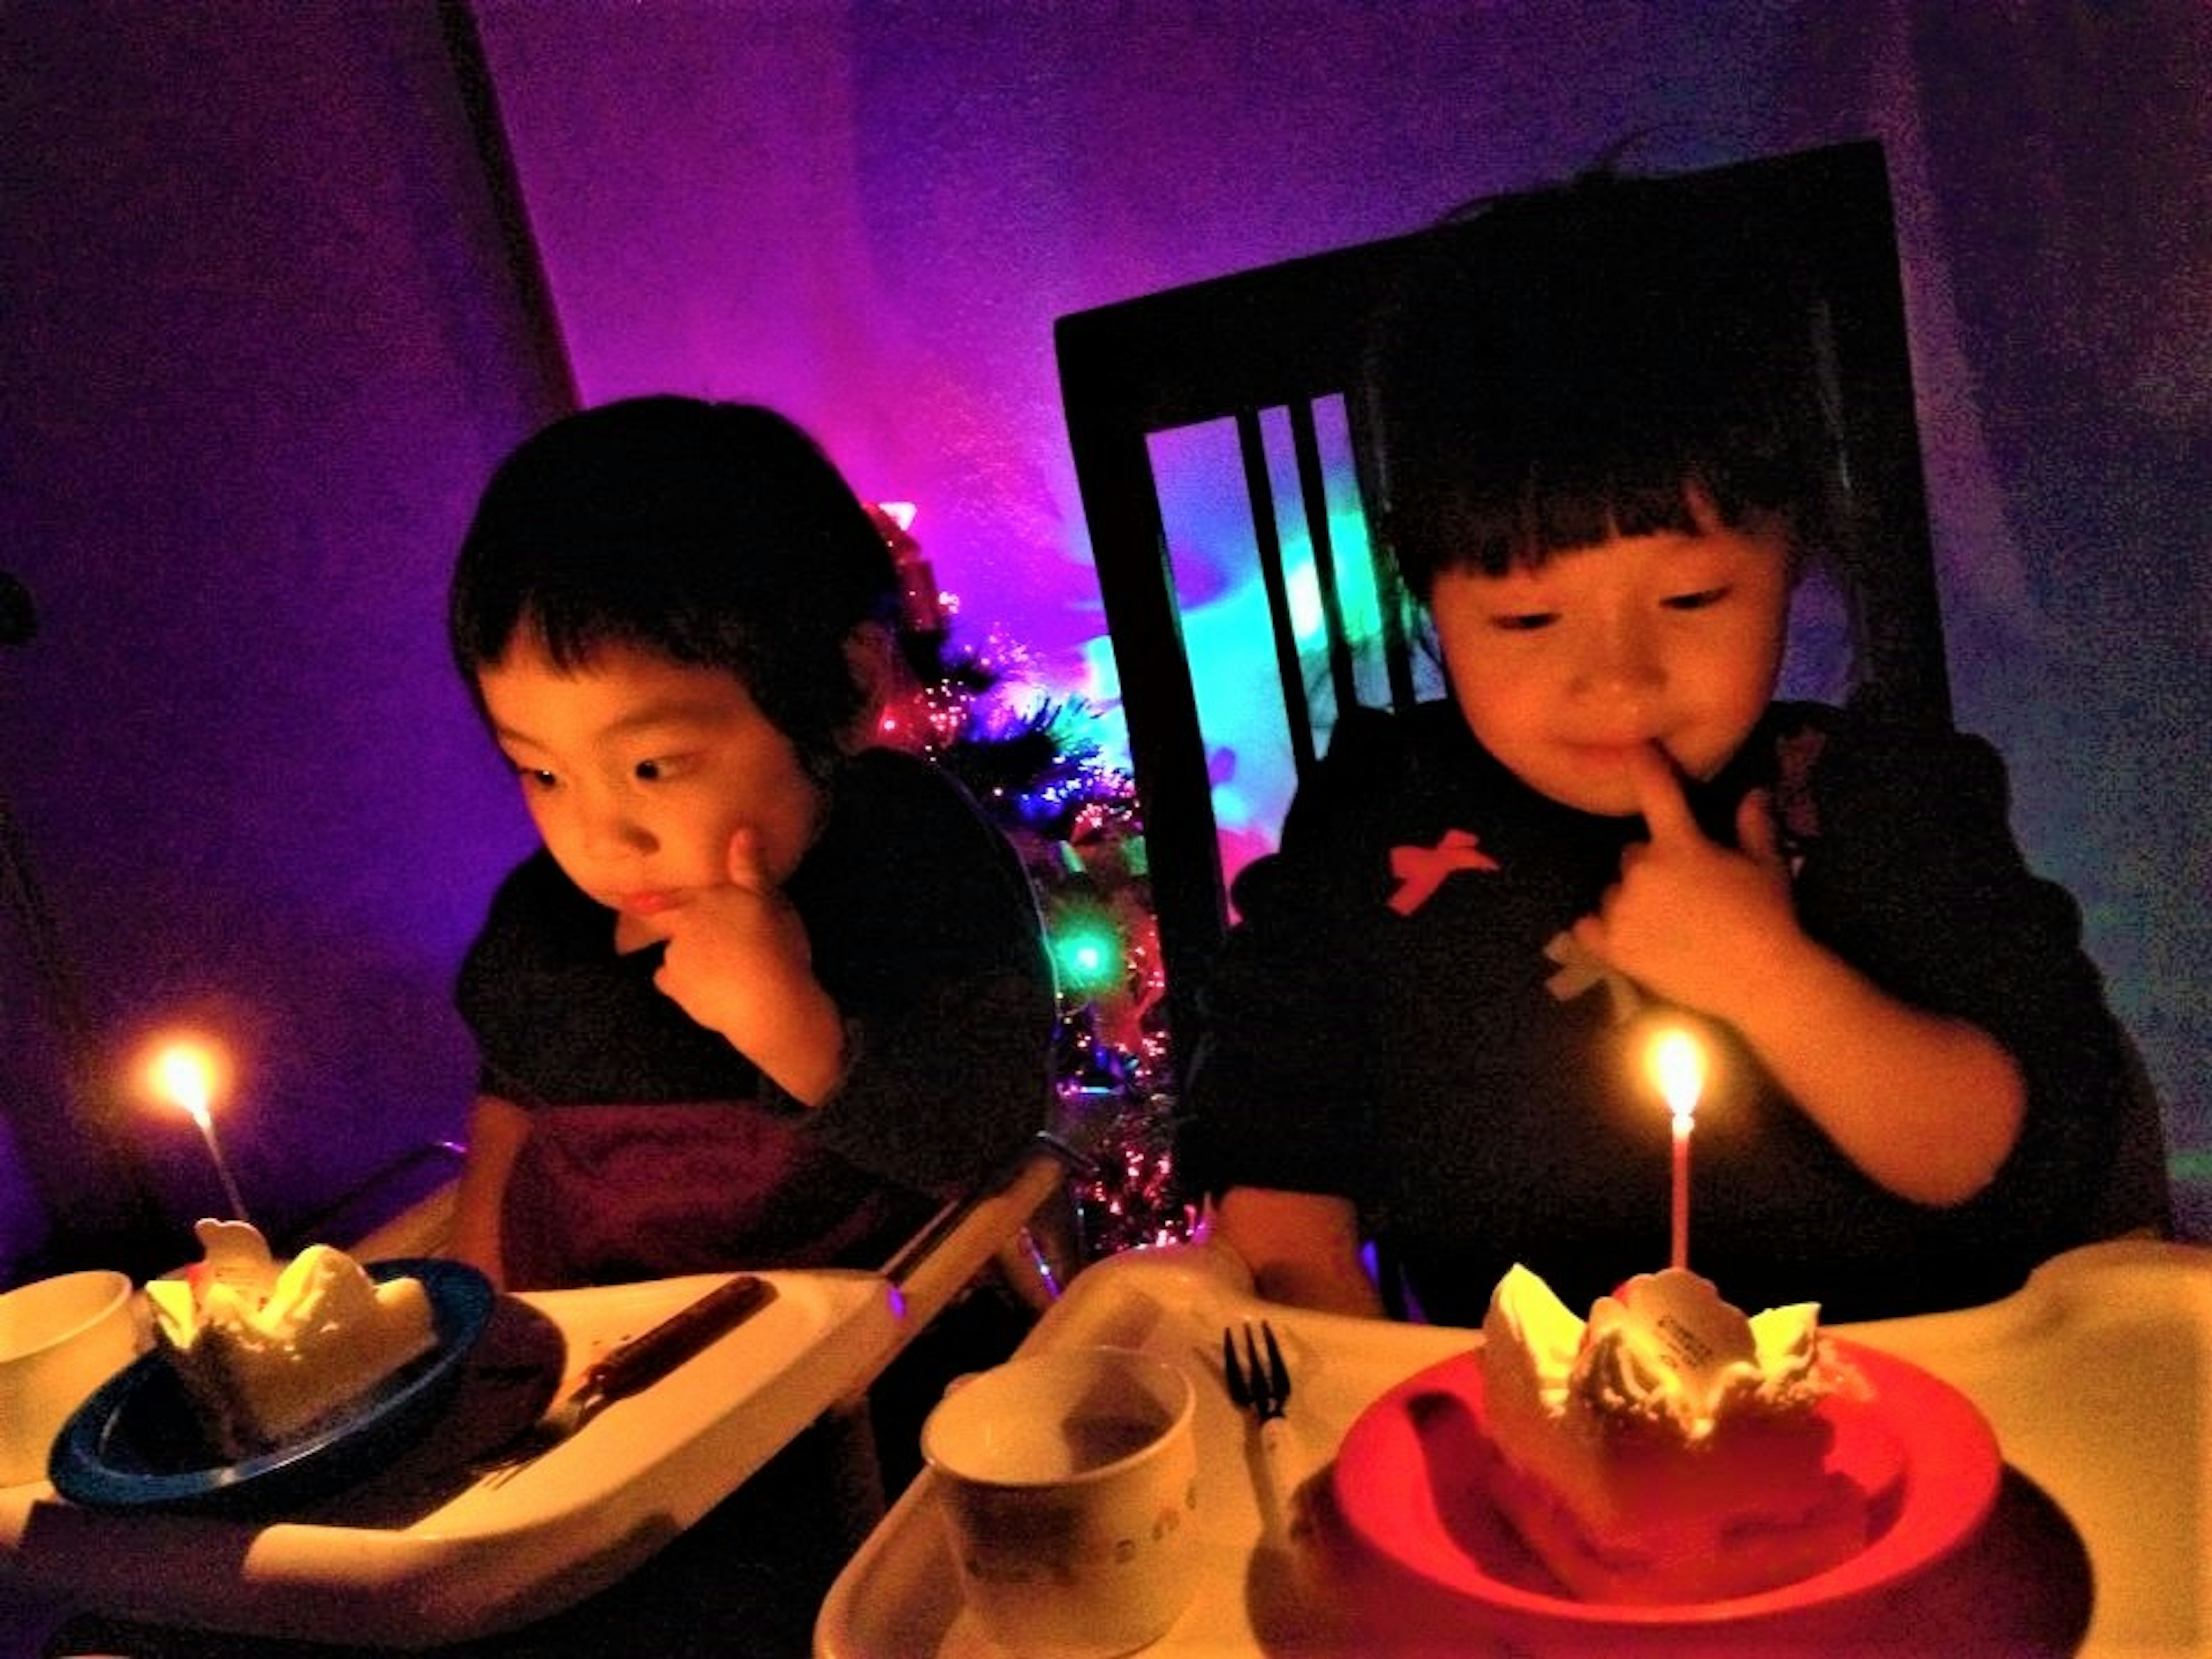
[840,621,897,751]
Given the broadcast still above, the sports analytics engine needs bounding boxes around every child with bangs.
[445,396,1056,1295]
[1179,179,2128,1324]
[430,397,1056,1654]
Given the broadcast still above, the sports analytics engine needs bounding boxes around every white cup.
[0,1269,138,1486]
[922,1345,1202,1657]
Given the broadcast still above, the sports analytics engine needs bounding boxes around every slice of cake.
[1476,1263,1880,1604]
[146,1219,437,1457]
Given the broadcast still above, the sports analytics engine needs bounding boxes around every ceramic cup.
[0,1269,138,1486]
[922,1344,1202,1658]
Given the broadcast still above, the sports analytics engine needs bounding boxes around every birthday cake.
[1476,1263,1874,1604]
[146,1219,437,1457]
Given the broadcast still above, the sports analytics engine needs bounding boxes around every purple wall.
[3,4,558,1273]
[6,2,2206,1280]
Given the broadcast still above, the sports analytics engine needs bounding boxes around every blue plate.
[50,1258,495,1517]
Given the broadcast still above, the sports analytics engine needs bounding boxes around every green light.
[1051,912,1125,996]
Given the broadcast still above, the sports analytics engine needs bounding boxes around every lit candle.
[149,1039,253,1226]
[1646,1027,1707,1271]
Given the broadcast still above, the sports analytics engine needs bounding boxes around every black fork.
[1221,1319,1291,1423]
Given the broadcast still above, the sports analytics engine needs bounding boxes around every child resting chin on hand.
[444,396,1055,1294]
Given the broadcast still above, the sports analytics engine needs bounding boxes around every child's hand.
[1569,744,1798,1018]
[652,828,844,1099]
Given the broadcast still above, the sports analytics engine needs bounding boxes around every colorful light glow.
[1051,911,1126,997]
[1143,411,1445,907]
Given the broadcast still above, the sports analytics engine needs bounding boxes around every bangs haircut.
[1369,176,1846,601]
[450,398,900,771]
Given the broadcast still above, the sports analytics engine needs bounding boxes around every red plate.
[1326,1339,2001,1654]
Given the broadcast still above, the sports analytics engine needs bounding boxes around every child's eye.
[1662,586,1732,612]
[634,755,695,783]
[513,766,558,791]
[1490,611,1558,632]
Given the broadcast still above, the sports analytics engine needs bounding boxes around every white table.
[816,1237,2212,1657]
[0,1266,902,1648]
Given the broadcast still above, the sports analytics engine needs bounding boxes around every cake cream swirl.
[147,1219,436,1455]
[1487,1263,1839,1444]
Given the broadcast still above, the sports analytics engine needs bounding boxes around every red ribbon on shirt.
[1387,828,1500,915]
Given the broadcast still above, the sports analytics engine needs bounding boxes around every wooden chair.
[1053,138,2171,1242]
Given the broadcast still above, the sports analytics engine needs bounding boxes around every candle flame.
[1647,1027,1706,1125]
[148,1040,222,1128]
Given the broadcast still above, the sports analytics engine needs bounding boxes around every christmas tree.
[869,504,1191,1259]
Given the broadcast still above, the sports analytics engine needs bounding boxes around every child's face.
[476,638,824,940]
[1427,512,1792,817]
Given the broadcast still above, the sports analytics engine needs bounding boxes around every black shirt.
[1182,701,2126,1322]
[456,747,1056,1288]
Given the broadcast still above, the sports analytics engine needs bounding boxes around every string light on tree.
[867,498,1187,1256]
[1050,904,1127,999]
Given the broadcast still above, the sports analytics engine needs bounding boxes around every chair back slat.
[1341,392,1422,717]
[1234,409,1320,782]
[1285,399,1363,726]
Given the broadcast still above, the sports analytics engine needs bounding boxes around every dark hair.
[449,397,901,771]
[1368,173,1846,602]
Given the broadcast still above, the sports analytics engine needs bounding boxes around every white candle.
[1647,1028,1706,1271]
[150,1040,253,1226]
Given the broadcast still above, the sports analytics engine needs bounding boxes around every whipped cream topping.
[151,1244,402,1359]
[1484,1263,1592,1416]
[147,1219,435,1449]
[1484,1264,1835,1443]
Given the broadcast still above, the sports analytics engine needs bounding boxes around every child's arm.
[1215,1186,1388,1317]
[1573,745,2025,1206]
[1718,929,2027,1203]
[650,827,849,1105]
[774,753,1055,1202]
[446,1093,532,1290]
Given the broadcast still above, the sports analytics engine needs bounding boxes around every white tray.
[817,1238,2212,1658]
[1,1267,901,1647]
